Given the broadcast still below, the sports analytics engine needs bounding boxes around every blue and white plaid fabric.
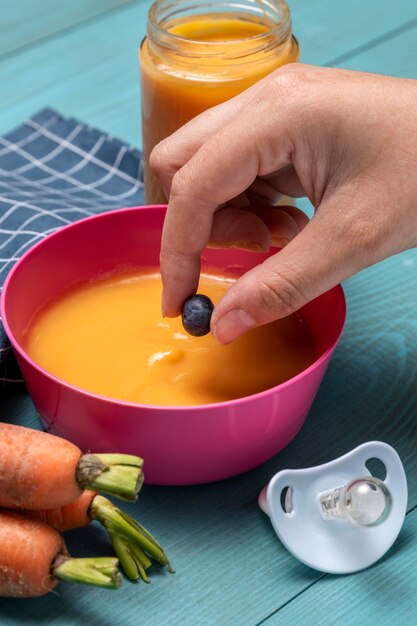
[0,108,145,388]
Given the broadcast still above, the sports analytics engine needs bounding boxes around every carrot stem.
[130,543,152,571]
[76,454,144,501]
[88,495,174,576]
[109,533,151,583]
[52,555,122,589]
[96,454,144,469]
[129,543,152,583]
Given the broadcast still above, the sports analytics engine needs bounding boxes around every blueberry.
[182,294,214,337]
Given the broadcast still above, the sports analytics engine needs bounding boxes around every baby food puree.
[140,5,299,203]
[23,271,316,406]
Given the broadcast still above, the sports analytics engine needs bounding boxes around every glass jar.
[139,0,299,204]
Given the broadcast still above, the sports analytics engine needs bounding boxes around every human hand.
[150,65,417,343]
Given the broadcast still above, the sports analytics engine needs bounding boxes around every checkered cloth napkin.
[0,108,145,388]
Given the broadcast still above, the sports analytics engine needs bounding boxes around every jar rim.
[146,0,293,56]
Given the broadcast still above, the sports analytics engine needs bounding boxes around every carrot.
[0,423,144,509]
[0,510,121,597]
[23,491,174,582]
[27,490,95,532]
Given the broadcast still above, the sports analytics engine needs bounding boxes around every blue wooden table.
[0,1,416,624]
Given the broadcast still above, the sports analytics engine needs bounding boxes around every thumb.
[211,211,363,344]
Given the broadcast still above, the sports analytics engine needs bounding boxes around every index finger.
[160,90,295,317]
[151,63,324,199]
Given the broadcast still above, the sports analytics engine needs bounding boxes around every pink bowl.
[1,205,346,485]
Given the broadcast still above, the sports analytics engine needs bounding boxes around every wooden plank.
[263,508,417,626]
[334,21,417,76]
[0,3,416,625]
[0,1,150,146]
[290,0,417,66]
[0,1,416,147]
[0,0,134,57]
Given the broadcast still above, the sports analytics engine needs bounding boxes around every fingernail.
[213,309,256,344]
[235,240,270,252]
[232,232,271,252]
[271,237,290,249]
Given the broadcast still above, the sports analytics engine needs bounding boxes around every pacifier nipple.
[259,442,407,574]
[319,476,392,527]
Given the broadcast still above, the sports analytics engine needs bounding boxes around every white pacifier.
[259,441,407,574]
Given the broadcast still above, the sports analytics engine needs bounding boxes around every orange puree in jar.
[140,0,299,203]
[23,271,316,406]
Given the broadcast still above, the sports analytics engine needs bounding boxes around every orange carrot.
[23,491,174,582]
[27,490,95,531]
[0,423,144,509]
[0,510,121,597]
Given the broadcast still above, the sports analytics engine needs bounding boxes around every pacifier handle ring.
[347,441,407,495]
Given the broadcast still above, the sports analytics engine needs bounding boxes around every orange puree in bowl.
[23,271,316,406]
